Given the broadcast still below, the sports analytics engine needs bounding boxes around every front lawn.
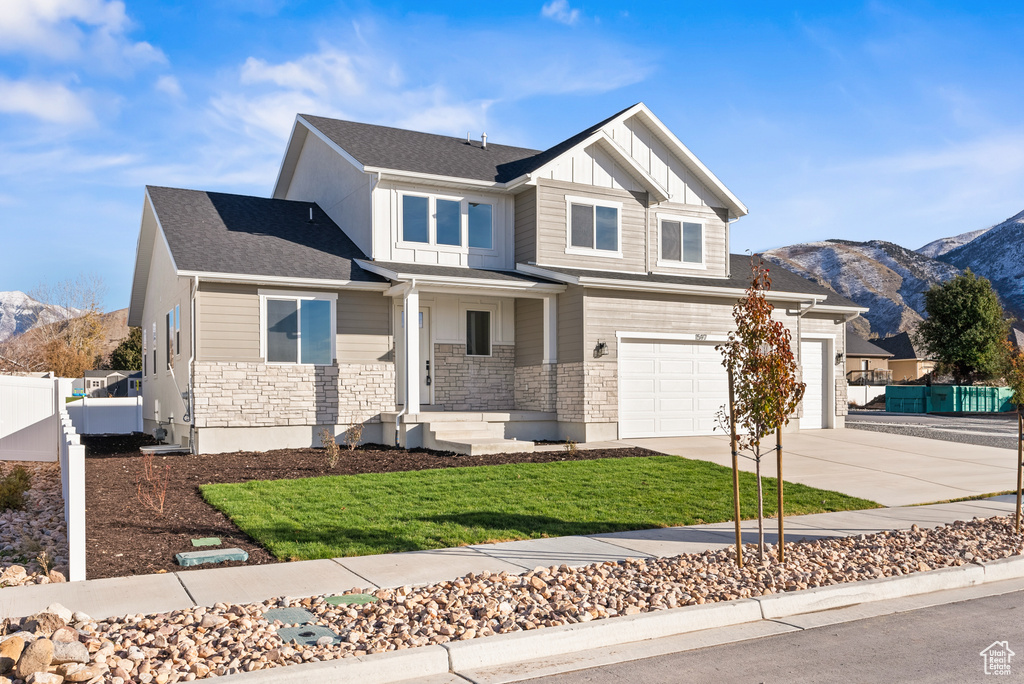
[200,455,880,560]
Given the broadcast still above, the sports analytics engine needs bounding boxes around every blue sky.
[2,1,1023,311]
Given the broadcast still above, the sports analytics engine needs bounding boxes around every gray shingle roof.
[845,325,893,357]
[147,187,384,283]
[874,332,927,360]
[299,104,639,184]
[526,255,861,308]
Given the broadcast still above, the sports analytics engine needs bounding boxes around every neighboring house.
[874,332,935,381]
[1010,325,1024,351]
[128,102,866,454]
[844,324,892,384]
[83,370,142,397]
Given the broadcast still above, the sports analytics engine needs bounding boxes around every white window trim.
[396,191,498,255]
[174,304,181,356]
[258,289,338,366]
[564,195,623,259]
[655,213,706,270]
[462,304,497,357]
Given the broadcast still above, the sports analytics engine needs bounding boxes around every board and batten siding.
[648,203,730,278]
[515,299,543,366]
[337,291,392,363]
[196,282,261,362]
[514,187,537,264]
[535,179,648,273]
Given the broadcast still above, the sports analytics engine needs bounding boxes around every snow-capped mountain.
[0,291,75,342]
[936,209,1024,319]
[917,227,992,258]
[762,240,961,338]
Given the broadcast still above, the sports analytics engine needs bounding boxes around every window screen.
[466,310,491,356]
[570,203,593,248]
[661,220,682,261]
[266,299,298,363]
[468,202,492,249]
[436,199,461,246]
[402,195,429,243]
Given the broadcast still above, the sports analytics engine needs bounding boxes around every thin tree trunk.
[728,368,743,568]
[1016,406,1022,535]
[777,426,784,562]
[755,451,765,563]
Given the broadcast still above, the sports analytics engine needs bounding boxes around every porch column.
[542,294,558,364]
[403,287,420,414]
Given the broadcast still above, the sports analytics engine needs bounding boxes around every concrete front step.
[432,437,535,456]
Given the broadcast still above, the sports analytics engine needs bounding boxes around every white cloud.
[0,0,165,72]
[0,78,95,125]
[155,75,184,99]
[541,0,581,26]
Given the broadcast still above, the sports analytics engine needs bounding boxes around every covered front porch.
[356,260,565,454]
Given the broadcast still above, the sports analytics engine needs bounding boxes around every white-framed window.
[142,328,147,377]
[175,304,181,355]
[259,291,337,365]
[151,322,157,374]
[398,192,495,251]
[165,310,173,369]
[466,310,491,356]
[657,215,704,268]
[565,195,622,258]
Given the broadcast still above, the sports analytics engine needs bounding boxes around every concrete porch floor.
[615,428,1020,507]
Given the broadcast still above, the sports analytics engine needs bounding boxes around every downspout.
[188,275,198,454]
[393,278,416,447]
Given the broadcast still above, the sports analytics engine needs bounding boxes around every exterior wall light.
[594,341,608,358]
[835,352,845,365]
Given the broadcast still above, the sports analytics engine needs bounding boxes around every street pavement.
[522,588,1024,683]
[848,410,1021,451]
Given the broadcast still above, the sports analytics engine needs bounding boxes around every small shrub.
[342,422,364,451]
[564,440,579,455]
[136,453,170,515]
[35,550,52,576]
[0,467,32,511]
[319,428,341,469]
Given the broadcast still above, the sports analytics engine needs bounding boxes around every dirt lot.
[83,436,654,579]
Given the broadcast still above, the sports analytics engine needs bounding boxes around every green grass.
[65,396,82,403]
[200,456,880,561]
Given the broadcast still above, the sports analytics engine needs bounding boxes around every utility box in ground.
[886,385,1015,413]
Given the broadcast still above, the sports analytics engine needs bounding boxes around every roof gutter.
[176,271,389,291]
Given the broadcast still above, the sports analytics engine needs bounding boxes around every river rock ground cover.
[82,435,659,579]
[0,462,69,588]
[1,515,1020,683]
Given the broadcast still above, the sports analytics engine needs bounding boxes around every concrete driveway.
[620,428,1020,507]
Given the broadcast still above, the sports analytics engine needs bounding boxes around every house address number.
[695,334,708,341]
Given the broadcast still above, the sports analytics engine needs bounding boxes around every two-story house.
[128,103,865,454]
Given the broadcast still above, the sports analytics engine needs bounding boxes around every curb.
[199,555,1024,683]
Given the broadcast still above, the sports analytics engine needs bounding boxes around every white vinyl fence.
[66,396,143,435]
[848,384,887,408]
[0,375,58,461]
[0,375,86,580]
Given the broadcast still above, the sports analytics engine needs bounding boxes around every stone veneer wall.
[556,362,584,423]
[835,378,848,417]
[193,361,394,428]
[514,364,556,412]
[432,344,515,411]
[584,362,617,422]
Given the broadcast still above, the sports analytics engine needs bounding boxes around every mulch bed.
[83,435,656,580]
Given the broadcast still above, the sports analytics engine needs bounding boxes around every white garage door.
[800,339,828,430]
[618,339,729,438]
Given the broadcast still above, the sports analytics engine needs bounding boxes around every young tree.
[718,256,806,563]
[109,327,142,371]
[1003,341,1024,532]
[917,270,1008,384]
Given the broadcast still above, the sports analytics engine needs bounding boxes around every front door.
[419,308,432,404]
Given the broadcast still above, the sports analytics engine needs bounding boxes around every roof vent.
[481,132,487,149]
[307,207,315,224]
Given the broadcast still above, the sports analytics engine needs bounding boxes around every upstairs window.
[659,218,704,266]
[264,295,334,365]
[399,193,495,250]
[175,304,181,355]
[566,196,621,257]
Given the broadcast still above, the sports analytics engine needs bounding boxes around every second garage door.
[618,338,729,438]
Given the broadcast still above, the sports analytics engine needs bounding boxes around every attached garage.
[799,338,830,430]
[618,338,730,438]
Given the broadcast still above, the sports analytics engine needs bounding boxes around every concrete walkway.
[0,497,1015,623]
[619,428,1020,506]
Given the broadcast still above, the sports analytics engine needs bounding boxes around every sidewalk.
[0,497,1015,621]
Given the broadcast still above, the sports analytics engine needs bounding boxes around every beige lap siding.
[432,344,515,411]
[193,361,395,429]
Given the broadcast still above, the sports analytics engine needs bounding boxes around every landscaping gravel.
[848,420,1019,451]
[1,515,1020,682]
[0,462,68,588]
